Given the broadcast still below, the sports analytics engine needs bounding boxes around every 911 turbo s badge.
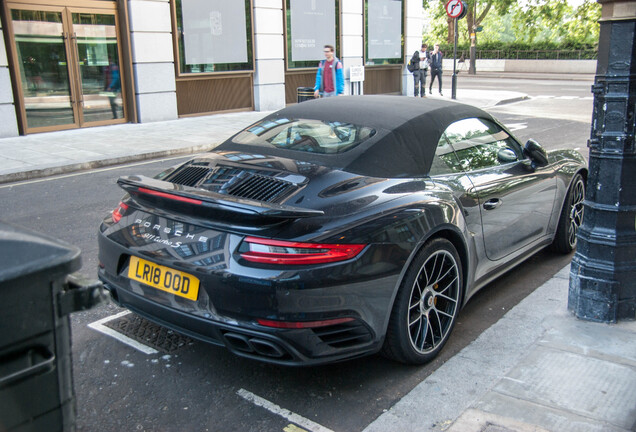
[133,218,213,245]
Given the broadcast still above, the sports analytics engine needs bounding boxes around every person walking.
[410,43,430,97]
[429,44,443,96]
[314,45,344,98]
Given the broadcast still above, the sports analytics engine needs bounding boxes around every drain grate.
[103,313,194,353]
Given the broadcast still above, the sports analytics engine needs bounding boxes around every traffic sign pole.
[445,0,467,99]
[452,18,458,99]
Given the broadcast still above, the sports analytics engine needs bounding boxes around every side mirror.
[523,139,548,167]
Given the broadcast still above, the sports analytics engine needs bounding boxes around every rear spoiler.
[117,175,324,222]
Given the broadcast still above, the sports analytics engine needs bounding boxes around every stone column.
[403,0,424,96]
[253,0,286,111]
[128,0,178,122]
[568,0,636,322]
[341,0,364,95]
[0,20,19,137]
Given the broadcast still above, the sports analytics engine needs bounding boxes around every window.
[429,135,464,176]
[233,118,376,154]
[174,0,253,74]
[365,0,404,66]
[286,0,340,69]
[440,118,523,172]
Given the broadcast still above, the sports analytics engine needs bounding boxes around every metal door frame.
[4,0,129,134]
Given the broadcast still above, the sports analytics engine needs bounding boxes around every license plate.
[128,256,200,301]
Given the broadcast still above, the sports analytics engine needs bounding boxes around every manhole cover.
[103,313,193,353]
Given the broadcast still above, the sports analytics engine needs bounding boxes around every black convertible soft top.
[219,95,494,178]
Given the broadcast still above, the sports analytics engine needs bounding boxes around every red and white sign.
[445,0,465,19]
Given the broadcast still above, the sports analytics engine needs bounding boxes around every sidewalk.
[0,89,525,184]
[364,264,636,432]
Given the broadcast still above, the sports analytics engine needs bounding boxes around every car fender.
[376,196,471,339]
[547,150,588,236]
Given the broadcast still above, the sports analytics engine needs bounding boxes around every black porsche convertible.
[98,95,587,366]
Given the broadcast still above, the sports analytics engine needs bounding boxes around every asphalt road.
[0,76,594,432]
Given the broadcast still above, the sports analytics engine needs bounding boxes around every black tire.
[551,173,585,254]
[382,238,463,365]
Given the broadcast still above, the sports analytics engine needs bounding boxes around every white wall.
[253,0,286,111]
[504,59,597,74]
[341,0,364,95]
[0,21,19,138]
[128,0,178,122]
[403,0,424,96]
[442,58,597,74]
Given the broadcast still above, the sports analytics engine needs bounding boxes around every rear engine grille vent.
[205,166,246,190]
[225,172,296,203]
[313,321,373,349]
[166,165,210,187]
[165,163,300,204]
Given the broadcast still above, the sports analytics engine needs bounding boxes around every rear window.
[232,118,376,154]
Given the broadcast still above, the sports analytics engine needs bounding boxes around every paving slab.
[363,265,636,432]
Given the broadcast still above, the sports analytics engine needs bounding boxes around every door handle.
[483,198,502,210]
[71,32,84,105]
[62,32,76,105]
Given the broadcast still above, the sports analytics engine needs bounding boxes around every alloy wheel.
[568,178,585,249]
[407,250,460,354]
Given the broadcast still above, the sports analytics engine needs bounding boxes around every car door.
[441,118,557,261]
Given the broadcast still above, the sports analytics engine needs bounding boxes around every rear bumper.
[97,214,406,365]
[99,273,383,366]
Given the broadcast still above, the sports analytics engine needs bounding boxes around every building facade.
[0,0,424,137]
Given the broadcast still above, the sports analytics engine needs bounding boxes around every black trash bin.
[0,222,105,432]
[297,87,315,103]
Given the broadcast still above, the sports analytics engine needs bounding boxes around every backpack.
[407,58,416,73]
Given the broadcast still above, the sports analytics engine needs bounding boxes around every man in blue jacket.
[314,45,344,98]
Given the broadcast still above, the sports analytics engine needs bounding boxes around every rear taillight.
[239,236,366,265]
[111,202,129,223]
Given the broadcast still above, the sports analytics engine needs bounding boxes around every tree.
[423,0,516,73]
[511,0,600,45]
[423,1,515,44]
[423,0,601,50]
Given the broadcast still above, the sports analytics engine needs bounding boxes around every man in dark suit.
[429,44,443,96]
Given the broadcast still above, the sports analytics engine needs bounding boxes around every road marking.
[531,95,592,100]
[284,425,309,432]
[505,122,528,131]
[237,389,334,432]
[88,311,159,355]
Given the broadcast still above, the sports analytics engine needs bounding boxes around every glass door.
[10,8,77,130]
[8,3,125,133]
[70,11,125,123]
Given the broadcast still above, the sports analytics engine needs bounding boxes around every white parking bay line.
[237,389,334,432]
[88,311,159,355]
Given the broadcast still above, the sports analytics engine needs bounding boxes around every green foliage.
[439,41,597,51]
[511,0,600,44]
[423,0,601,48]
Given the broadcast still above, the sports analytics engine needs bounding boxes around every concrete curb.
[495,95,530,106]
[0,143,219,185]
